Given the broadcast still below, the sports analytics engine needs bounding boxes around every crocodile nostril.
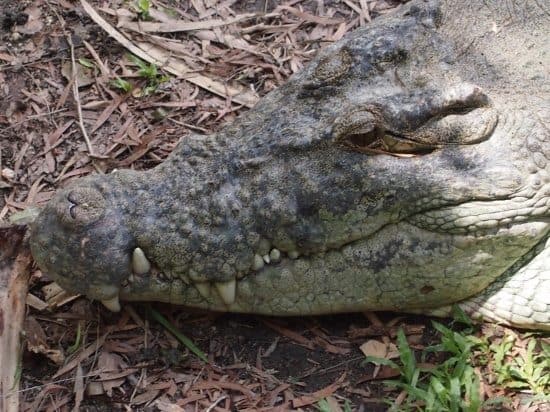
[67,191,78,219]
[69,202,77,219]
[67,191,77,203]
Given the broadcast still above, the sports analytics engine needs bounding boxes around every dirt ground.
[0,0,548,411]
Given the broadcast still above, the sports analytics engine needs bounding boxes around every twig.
[205,395,228,412]
[45,0,97,158]
[66,34,95,156]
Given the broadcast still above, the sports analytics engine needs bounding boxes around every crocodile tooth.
[269,248,281,263]
[252,254,265,270]
[215,279,236,305]
[101,296,121,312]
[132,247,151,274]
[262,254,271,264]
[195,282,211,299]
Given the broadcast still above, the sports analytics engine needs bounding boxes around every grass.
[147,305,209,363]
[110,54,170,96]
[488,333,549,396]
[134,0,151,20]
[364,308,549,411]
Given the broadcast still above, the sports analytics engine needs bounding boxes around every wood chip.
[0,226,31,412]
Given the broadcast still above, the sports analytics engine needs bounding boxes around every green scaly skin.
[30,0,549,329]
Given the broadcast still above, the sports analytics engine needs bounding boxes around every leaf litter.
[0,0,548,411]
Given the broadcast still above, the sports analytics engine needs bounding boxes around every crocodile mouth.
[109,195,542,313]
[114,246,299,311]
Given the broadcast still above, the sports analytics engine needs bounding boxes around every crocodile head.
[30,0,549,326]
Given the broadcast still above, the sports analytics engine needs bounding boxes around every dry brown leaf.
[0,52,15,62]
[16,5,44,35]
[132,389,161,405]
[291,372,346,408]
[193,380,257,398]
[276,5,344,25]
[24,316,65,364]
[51,331,111,380]
[135,40,259,107]
[86,381,104,396]
[97,351,128,396]
[90,93,127,133]
[42,282,80,308]
[120,14,257,33]
[313,336,351,355]
[262,320,315,350]
[26,292,48,311]
[154,398,186,412]
[61,61,95,88]
[359,339,387,358]
[324,396,344,412]
[195,29,258,54]
[79,0,259,107]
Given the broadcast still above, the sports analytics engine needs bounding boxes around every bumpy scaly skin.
[30,0,549,329]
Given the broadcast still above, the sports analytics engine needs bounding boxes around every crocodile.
[29,0,549,330]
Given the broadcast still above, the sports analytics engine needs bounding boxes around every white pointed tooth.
[215,279,236,305]
[262,254,270,264]
[253,254,265,271]
[101,295,121,312]
[269,248,281,263]
[195,282,211,299]
[132,247,151,274]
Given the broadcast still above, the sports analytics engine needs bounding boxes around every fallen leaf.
[61,61,96,88]
[97,351,128,396]
[360,339,387,358]
[24,316,65,364]
[16,6,44,35]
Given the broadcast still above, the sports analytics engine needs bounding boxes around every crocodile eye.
[332,108,387,151]
[346,125,383,148]
[380,134,433,154]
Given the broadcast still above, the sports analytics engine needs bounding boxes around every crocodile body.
[30,0,549,329]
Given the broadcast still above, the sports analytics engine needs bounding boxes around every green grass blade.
[397,328,417,384]
[363,356,400,370]
[148,306,208,363]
